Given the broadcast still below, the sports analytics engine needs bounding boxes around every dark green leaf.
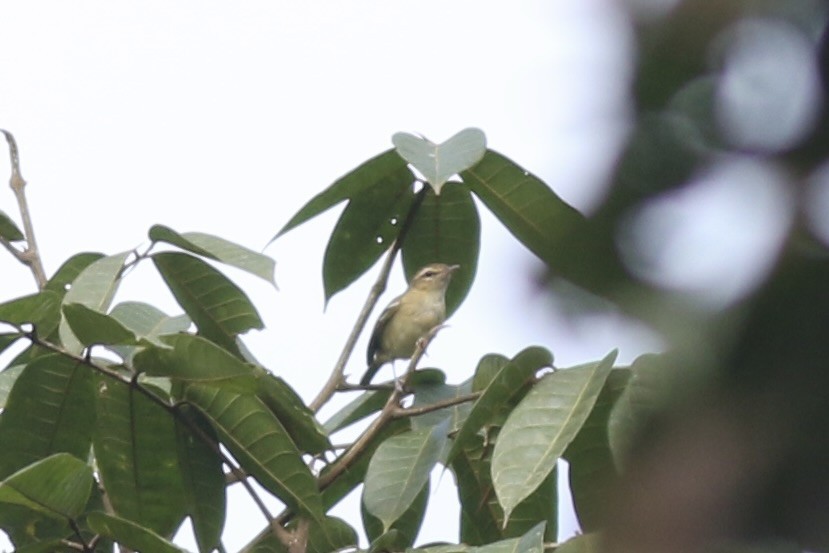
[110,301,191,344]
[62,303,138,347]
[0,454,93,519]
[554,533,602,553]
[244,515,357,553]
[0,364,24,409]
[271,149,412,241]
[256,374,331,454]
[86,512,188,553]
[0,354,95,479]
[0,209,24,241]
[149,224,276,285]
[564,368,630,531]
[94,379,188,536]
[322,389,393,434]
[0,290,61,336]
[446,347,553,464]
[363,481,428,549]
[322,165,415,301]
[45,253,105,294]
[392,128,487,193]
[492,351,617,521]
[184,383,323,520]
[401,183,480,315]
[0,332,22,356]
[152,251,263,354]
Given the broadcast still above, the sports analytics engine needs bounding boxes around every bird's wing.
[366,295,401,366]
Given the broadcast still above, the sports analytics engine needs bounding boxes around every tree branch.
[1,130,47,289]
[391,390,480,419]
[309,186,427,413]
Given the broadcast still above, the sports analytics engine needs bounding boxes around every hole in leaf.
[376,236,384,244]
[390,217,398,226]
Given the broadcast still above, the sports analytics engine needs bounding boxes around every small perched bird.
[360,263,460,386]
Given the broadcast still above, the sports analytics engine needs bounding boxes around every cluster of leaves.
[0,127,667,553]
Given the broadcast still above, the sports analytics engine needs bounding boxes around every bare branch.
[391,390,480,419]
[1,129,47,289]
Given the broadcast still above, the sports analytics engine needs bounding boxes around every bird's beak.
[448,264,461,273]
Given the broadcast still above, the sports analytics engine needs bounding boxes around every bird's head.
[409,263,460,292]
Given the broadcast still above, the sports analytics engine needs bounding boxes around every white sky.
[0,1,662,550]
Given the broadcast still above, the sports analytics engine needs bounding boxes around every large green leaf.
[152,251,263,354]
[150,224,276,285]
[362,421,449,531]
[0,454,93,520]
[410,376,474,434]
[174,408,225,553]
[133,334,261,391]
[0,354,96,479]
[44,253,105,295]
[322,389,393,434]
[563,368,630,531]
[492,351,617,521]
[322,164,415,301]
[273,148,413,240]
[363,481,428,550]
[392,128,487,194]
[0,209,24,241]
[0,364,24,409]
[109,301,191,362]
[93,379,188,536]
[0,290,61,337]
[256,374,331,455]
[58,252,130,354]
[183,383,323,520]
[62,303,138,347]
[401,183,480,315]
[446,347,552,464]
[86,512,188,553]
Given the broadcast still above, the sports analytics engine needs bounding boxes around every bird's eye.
[422,270,436,278]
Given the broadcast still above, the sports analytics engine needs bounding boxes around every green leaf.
[363,421,449,531]
[174,407,225,553]
[401,183,480,315]
[152,251,263,354]
[363,481,428,549]
[554,533,602,553]
[0,290,62,337]
[461,151,601,290]
[109,301,191,362]
[86,512,188,553]
[0,353,96,479]
[492,351,617,522]
[563,368,630,531]
[322,389,393,434]
[94,379,188,536]
[244,515,358,553]
[0,454,93,519]
[322,165,415,301]
[472,354,510,392]
[62,303,138,347]
[58,251,130,354]
[392,128,487,194]
[149,224,276,285]
[183,383,323,519]
[0,364,24,409]
[256,374,331,455]
[608,354,673,468]
[133,333,260,391]
[272,148,412,241]
[0,209,24,241]
[446,347,553,464]
[410,377,474,434]
[45,253,105,294]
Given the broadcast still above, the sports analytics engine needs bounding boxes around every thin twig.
[309,187,427,413]
[1,129,47,289]
[391,391,481,419]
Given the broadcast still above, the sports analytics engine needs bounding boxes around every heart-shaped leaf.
[393,128,487,194]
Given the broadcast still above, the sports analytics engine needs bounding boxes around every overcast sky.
[0,2,661,550]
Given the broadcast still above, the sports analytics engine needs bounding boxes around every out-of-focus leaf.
[256,374,331,454]
[322,164,415,302]
[184,383,323,520]
[0,354,95,479]
[94,379,187,536]
[363,421,449,531]
[272,149,412,241]
[0,364,24,409]
[0,291,61,337]
[133,334,260,392]
[62,303,138,347]
[174,407,225,553]
[564,368,630,531]
[492,351,617,522]
[0,210,24,241]
[392,128,487,194]
[86,512,187,553]
[401,184,480,315]
[363,482,428,549]
[58,252,130,354]
[554,533,602,553]
[152,251,263,355]
[149,225,276,285]
[0,454,92,520]
[44,253,105,295]
[446,347,552,464]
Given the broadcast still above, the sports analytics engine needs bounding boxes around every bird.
[360,263,460,386]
